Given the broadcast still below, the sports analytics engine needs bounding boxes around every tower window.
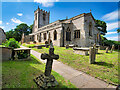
[43,13,46,21]
[74,30,80,38]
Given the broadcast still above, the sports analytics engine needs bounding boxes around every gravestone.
[21,33,24,44]
[110,45,115,53]
[93,43,98,54]
[106,47,109,53]
[66,44,69,49]
[34,42,59,89]
[89,47,96,64]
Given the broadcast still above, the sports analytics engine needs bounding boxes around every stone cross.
[41,42,59,76]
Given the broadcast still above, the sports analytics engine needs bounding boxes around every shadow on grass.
[94,62,114,68]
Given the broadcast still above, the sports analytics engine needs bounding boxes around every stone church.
[25,7,100,47]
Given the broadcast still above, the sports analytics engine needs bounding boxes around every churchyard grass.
[2,55,76,88]
[24,44,119,85]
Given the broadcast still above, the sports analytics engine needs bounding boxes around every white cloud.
[107,21,119,31]
[106,31,117,35]
[17,13,23,16]
[34,0,59,7]
[0,21,2,24]
[0,26,4,29]
[102,10,119,21]
[6,23,9,25]
[106,36,119,41]
[11,18,23,24]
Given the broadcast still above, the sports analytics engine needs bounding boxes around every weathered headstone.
[106,47,109,53]
[110,45,115,53]
[89,47,96,64]
[66,44,69,49]
[21,33,24,44]
[93,43,98,54]
[34,42,59,89]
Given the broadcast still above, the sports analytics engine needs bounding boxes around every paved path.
[21,46,116,88]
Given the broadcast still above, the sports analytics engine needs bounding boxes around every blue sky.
[0,1,119,41]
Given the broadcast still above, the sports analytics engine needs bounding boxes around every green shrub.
[28,44,35,48]
[2,38,20,48]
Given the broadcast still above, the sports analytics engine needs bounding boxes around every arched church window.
[43,13,46,21]
[66,27,71,41]
[44,33,46,40]
[39,33,41,42]
[89,22,92,36]
[53,30,57,40]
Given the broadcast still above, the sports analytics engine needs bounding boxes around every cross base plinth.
[33,74,58,89]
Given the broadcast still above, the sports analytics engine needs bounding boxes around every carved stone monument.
[34,42,59,89]
[21,33,24,44]
[89,46,96,64]
[110,45,115,53]
[106,47,109,53]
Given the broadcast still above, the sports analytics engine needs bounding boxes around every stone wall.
[32,21,62,46]
[0,28,6,45]
[84,13,100,47]
[0,47,12,61]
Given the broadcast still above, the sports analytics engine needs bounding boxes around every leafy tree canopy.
[117,29,120,33]
[29,24,33,34]
[95,19,107,35]
[6,23,33,42]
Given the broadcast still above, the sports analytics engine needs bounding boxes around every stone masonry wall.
[0,29,6,45]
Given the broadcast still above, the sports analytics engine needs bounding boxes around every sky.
[0,0,119,41]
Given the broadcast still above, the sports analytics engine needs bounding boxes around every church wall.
[62,16,86,47]
[32,23,62,46]
[72,16,86,47]
[84,14,100,47]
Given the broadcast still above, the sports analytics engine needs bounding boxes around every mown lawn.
[23,44,119,85]
[2,55,76,89]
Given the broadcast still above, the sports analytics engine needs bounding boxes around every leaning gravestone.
[34,42,59,89]
[106,47,109,53]
[89,47,96,64]
[110,45,115,53]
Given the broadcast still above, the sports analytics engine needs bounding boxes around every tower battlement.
[33,7,50,33]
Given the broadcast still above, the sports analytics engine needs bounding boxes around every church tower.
[33,6,50,33]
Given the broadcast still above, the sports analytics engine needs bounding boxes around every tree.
[5,23,30,42]
[95,20,107,35]
[29,24,33,34]
[117,29,120,33]
[14,23,29,41]
[6,29,14,40]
